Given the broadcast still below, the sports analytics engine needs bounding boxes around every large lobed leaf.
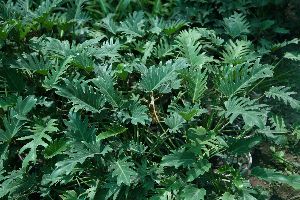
[265,86,300,109]
[18,119,58,168]
[217,60,273,97]
[220,97,268,128]
[111,157,138,186]
[140,59,188,93]
[55,78,106,113]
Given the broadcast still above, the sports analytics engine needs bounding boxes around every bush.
[0,0,299,199]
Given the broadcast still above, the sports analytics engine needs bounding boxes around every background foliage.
[0,0,300,199]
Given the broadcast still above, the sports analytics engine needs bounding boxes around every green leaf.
[176,29,213,69]
[0,94,18,109]
[180,186,206,200]
[97,125,127,141]
[32,0,62,19]
[164,19,186,35]
[127,100,150,125]
[187,70,207,103]
[15,95,37,118]
[251,167,300,190]
[149,17,164,35]
[111,157,137,186]
[119,11,145,38]
[187,127,227,157]
[18,119,58,168]
[44,139,68,159]
[229,135,262,155]
[272,38,300,50]
[140,59,188,93]
[223,12,250,38]
[161,149,196,169]
[219,192,236,200]
[284,52,300,61]
[222,40,253,65]
[217,60,273,97]
[270,115,288,133]
[220,97,268,128]
[265,86,300,109]
[292,126,300,143]
[55,78,106,113]
[101,14,118,34]
[43,57,73,90]
[93,38,121,62]
[64,112,96,144]
[240,192,257,200]
[11,53,52,74]
[0,170,23,198]
[179,108,207,121]
[258,116,289,145]
[60,190,78,200]
[84,180,99,200]
[0,116,25,143]
[0,169,35,199]
[142,41,155,64]
[165,112,185,133]
[38,37,72,58]
[154,38,175,59]
[92,70,122,108]
[47,147,97,185]
[186,159,211,182]
[196,28,224,46]
[168,101,207,121]
[0,96,37,143]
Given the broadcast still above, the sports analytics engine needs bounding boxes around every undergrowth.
[0,0,300,199]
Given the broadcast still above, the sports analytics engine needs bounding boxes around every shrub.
[0,0,299,199]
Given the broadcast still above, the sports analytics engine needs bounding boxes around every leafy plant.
[0,0,300,199]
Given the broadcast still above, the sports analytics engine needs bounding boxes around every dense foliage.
[0,0,300,199]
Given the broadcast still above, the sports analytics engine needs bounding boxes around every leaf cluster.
[0,0,300,199]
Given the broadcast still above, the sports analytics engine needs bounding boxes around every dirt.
[272,185,300,200]
[249,177,270,189]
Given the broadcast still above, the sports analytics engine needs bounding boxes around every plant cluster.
[0,0,300,199]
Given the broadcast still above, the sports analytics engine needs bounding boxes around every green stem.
[207,111,215,130]
[213,116,225,131]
